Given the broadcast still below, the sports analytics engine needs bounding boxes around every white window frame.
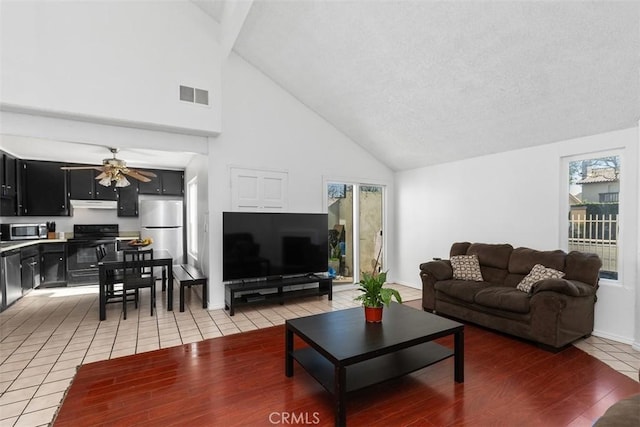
[560,150,622,286]
[187,176,198,260]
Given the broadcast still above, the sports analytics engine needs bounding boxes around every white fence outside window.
[568,214,618,277]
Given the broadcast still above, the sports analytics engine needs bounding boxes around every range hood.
[70,200,117,210]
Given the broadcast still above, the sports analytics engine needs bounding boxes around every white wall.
[394,127,639,345]
[1,0,221,135]
[204,53,395,310]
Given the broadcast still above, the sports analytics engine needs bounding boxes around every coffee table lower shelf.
[291,341,454,393]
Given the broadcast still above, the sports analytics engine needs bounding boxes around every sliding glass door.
[327,182,384,284]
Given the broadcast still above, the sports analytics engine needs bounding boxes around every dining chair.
[96,245,129,304]
[122,249,156,319]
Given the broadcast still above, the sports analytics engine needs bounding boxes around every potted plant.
[354,270,402,322]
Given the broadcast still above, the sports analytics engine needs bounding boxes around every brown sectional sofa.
[420,242,602,350]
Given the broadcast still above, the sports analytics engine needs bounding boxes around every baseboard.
[394,280,421,289]
[592,329,634,345]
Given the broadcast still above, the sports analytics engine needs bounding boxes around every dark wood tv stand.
[224,275,333,316]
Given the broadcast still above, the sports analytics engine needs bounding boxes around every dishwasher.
[1,248,22,309]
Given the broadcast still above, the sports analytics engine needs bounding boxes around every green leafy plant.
[354,271,402,308]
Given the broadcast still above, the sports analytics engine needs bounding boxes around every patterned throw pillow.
[451,255,484,281]
[516,264,565,293]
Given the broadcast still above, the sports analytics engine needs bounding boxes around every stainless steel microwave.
[0,223,47,241]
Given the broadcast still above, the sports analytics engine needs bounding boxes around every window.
[568,155,620,280]
[187,177,198,259]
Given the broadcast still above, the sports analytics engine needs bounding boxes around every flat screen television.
[222,212,329,282]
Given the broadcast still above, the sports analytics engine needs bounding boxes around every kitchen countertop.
[0,239,67,253]
[1,233,140,253]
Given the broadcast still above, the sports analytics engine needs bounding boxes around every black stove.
[71,224,120,240]
[67,224,119,285]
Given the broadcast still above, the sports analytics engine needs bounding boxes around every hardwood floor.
[54,302,639,427]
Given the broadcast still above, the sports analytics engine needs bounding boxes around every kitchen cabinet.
[21,245,40,292]
[41,243,66,286]
[68,168,118,201]
[117,182,139,217]
[0,253,4,311]
[1,249,21,310]
[19,160,69,216]
[138,170,184,196]
[0,152,18,216]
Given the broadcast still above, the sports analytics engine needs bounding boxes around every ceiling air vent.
[179,85,209,106]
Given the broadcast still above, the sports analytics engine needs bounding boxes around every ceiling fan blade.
[124,170,152,182]
[61,166,104,171]
[135,170,157,177]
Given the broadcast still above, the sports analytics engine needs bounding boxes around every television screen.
[222,212,329,282]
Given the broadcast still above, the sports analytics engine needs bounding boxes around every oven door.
[66,239,116,285]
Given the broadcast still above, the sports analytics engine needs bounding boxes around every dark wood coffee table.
[285,303,464,426]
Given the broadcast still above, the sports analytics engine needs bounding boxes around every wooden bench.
[173,264,208,312]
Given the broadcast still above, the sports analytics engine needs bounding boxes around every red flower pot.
[364,306,383,323]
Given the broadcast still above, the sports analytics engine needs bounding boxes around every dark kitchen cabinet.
[41,243,66,286]
[21,245,40,293]
[68,169,118,201]
[138,170,183,196]
[19,160,69,216]
[117,181,139,217]
[68,169,93,199]
[160,170,184,195]
[0,152,18,216]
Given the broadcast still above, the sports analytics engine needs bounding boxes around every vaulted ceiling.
[200,0,640,171]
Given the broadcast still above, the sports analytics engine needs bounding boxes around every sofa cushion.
[516,264,565,293]
[451,255,483,281]
[467,243,513,269]
[474,287,531,314]
[509,247,565,275]
[434,280,489,303]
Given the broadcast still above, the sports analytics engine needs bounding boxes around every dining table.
[98,249,174,321]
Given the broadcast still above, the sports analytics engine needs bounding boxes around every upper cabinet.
[0,154,183,217]
[138,170,184,196]
[1,152,18,216]
[19,160,69,216]
[68,169,118,201]
[117,182,139,217]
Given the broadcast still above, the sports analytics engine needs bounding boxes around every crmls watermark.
[268,412,321,425]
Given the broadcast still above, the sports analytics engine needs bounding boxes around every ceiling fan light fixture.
[115,175,131,187]
[60,147,153,186]
[98,176,112,187]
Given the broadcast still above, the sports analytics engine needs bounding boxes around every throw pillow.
[516,264,565,293]
[451,255,484,281]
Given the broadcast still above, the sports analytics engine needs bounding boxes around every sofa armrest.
[419,260,452,312]
[419,260,453,281]
[532,278,580,297]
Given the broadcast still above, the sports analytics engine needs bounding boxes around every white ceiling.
[229,0,640,171]
[2,1,638,172]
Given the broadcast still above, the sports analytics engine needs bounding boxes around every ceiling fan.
[60,147,157,187]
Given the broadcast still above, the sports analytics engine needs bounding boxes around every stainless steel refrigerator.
[139,200,184,269]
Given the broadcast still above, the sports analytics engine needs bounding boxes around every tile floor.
[0,283,637,427]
